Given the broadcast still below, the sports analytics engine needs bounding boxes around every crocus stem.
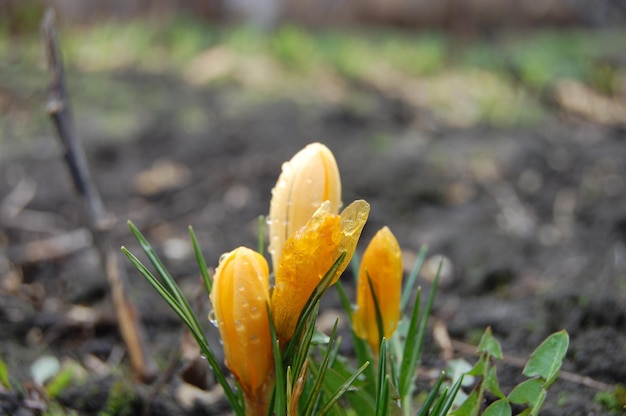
[244,393,271,416]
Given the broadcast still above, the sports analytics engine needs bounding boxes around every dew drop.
[249,305,260,318]
[219,253,228,263]
[234,320,244,331]
[249,334,259,344]
[238,284,245,292]
[208,310,218,327]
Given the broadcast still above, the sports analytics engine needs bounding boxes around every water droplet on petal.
[208,310,218,327]
[234,320,244,331]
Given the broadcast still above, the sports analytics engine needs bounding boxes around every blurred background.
[1,1,626,414]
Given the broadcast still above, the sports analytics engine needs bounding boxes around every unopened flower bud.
[268,143,342,272]
[353,226,402,354]
[210,247,274,415]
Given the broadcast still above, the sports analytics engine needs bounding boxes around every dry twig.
[41,8,155,382]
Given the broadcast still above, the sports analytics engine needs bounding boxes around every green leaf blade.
[523,330,569,385]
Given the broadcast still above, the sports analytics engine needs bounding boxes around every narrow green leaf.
[367,271,385,351]
[416,372,445,416]
[508,378,543,405]
[523,330,569,385]
[303,321,339,416]
[400,268,439,398]
[268,304,287,416]
[428,386,449,415]
[329,360,376,414]
[292,306,318,382]
[375,339,389,416]
[122,246,243,414]
[0,357,10,388]
[188,226,212,295]
[398,285,421,397]
[439,374,465,415]
[121,248,196,331]
[318,361,370,416]
[482,399,512,416]
[128,221,185,307]
[400,244,429,311]
[335,282,375,391]
[477,327,503,360]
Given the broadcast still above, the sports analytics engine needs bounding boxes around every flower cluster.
[210,142,403,415]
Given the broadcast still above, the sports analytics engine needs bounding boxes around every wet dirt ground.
[1,68,626,415]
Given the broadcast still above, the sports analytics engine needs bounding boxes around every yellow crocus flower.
[353,226,403,354]
[271,199,370,346]
[268,142,342,273]
[210,247,274,416]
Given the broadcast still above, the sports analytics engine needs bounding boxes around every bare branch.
[40,8,156,382]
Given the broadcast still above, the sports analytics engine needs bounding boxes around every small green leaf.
[482,399,511,416]
[45,365,76,398]
[450,390,479,415]
[523,330,569,385]
[508,378,543,405]
[477,327,503,360]
[0,357,10,388]
[466,354,487,376]
[485,366,505,399]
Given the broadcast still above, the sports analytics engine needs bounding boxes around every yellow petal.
[352,226,402,354]
[210,247,274,408]
[268,143,342,273]
[271,200,370,345]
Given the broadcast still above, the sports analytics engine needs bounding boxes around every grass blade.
[269,304,287,416]
[121,246,243,414]
[303,320,339,416]
[317,361,370,416]
[188,226,212,295]
[335,282,375,392]
[400,244,428,312]
[375,338,389,416]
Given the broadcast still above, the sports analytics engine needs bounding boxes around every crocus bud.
[271,199,370,346]
[268,142,342,273]
[210,247,274,415]
[352,226,402,354]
